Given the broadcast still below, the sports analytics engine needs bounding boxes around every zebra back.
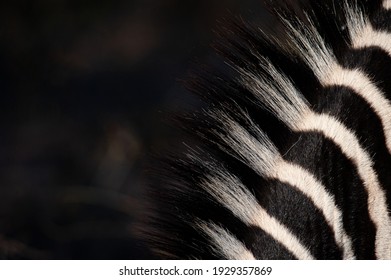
[141,0,391,259]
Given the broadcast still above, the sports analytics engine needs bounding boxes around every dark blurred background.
[0,0,266,259]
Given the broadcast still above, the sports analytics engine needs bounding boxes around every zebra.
[140,0,391,259]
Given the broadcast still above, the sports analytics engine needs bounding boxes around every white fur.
[384,0,391,10]
[210,109,280,172]
[280,14,333,83]
[348,16,391,57]
[201,165,314,260]
[198,222,256,260]
[240,58,309,125]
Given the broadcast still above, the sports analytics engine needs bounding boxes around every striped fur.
[142,0,391,259]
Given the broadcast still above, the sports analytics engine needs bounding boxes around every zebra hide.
[140,0,391,259]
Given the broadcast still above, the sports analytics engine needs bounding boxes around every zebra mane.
[141,0,391,259]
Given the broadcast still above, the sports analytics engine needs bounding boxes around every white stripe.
[202,169,314,260]
[384,0,391,10]
[351,24,391,57]
[198,222,256,260]
[345,0,391,56]
[324,65,391,154]
[213,112,355,259]
[298,112,391,259]
[273,161,355,259]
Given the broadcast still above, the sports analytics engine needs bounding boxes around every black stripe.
[371,8,391,31]
[253,179,343,259]
[340,47,391,95]
[243,226,297,259]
